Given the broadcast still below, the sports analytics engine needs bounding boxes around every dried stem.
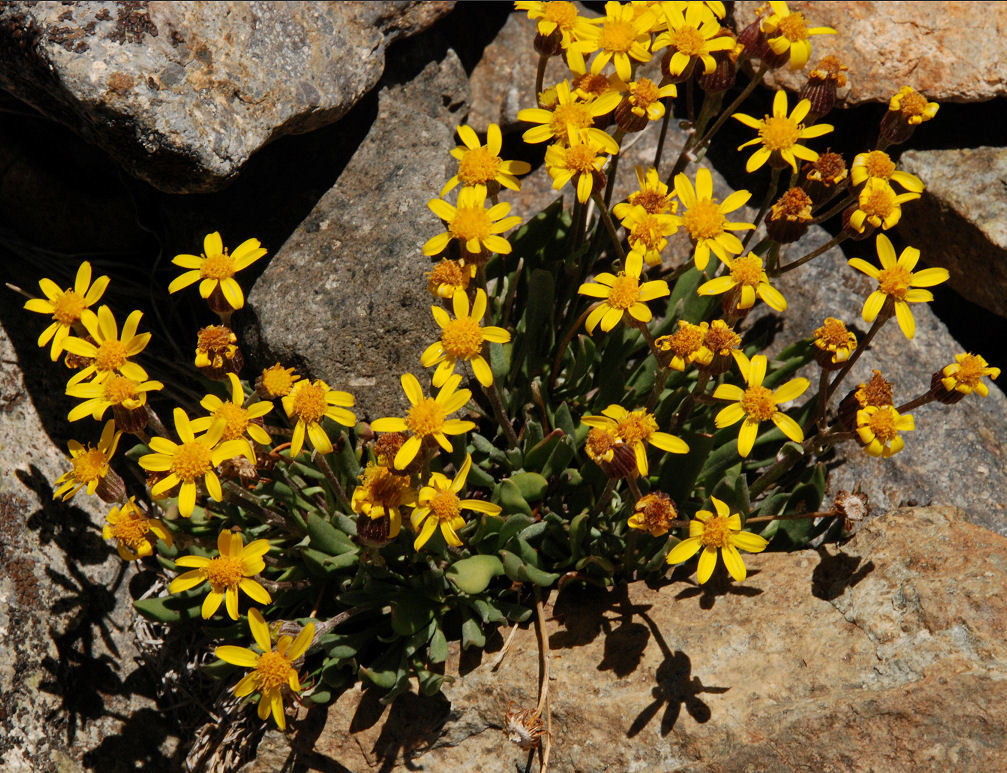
[591,192,627,263]
[534,593,552,773]
[316,452,353,513]
[775,232,847,275]
[826,307,891,400]
[484,380,520,448]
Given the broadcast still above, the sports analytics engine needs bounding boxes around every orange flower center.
[585,427,618,462]
[197,325,235,353]
[543,1,578,28]
[449,205,493,244]
[262,365,297,397]
[631,189,672,214]
[700,515,732,548]
[856,371,893,407]
[809,152,847,185]
[428,488,461,522]
[815,317,854,349]
[171,440,213,483]
[458,147,502,186]
[659,323,704,357]
[204,554,244,590]
[897,90,928,118]
[427,260,469,296]
[441,316,484,360]
[95,339,128,372]
[877,265,912,300]
[629,213,665,251]
[292,382,327,424]
[72,447,108,484]
[729,255,765,287]
[860,183,897,218]
[549,102,594,139]
[616,411,657,444]
[953,355,986,387]
[600,19,636,53]
[573,72,611,97]
[361,464,411,511]
[52,290,87,325]
[777,12,808,41]
[862,151,895,179]
[215,401,250,440]
[682,199,725,240]
[635,494,676,533]
[759,115,800,151]
[199,251,235,280]
[564,143,599,173]
[110,508,151,549]
[667,26,706,56]
[104,375,139,405]
[741,384,777,421]
[606,272,640,309]
[770,187,813,222]
[255,650,294,690]
[867,407,899,442]
[703,323,741,355]
[407,398,445,437]
[630,78,661,108]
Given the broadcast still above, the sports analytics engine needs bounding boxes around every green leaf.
[306,513,355,555]
[496,479,533,517]
[133,595,198,624]
[461,616,486,649]
[446,555,505,594]
[428,626,449,664]
[508,472,549,502]
[390,600,434,637]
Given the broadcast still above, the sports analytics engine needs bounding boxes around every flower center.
[543,1,578,28]
[104,375,138,405]
[856,371,893,407]
[617,411,657,444]
[600,19,636,53]
[898,90,928,118]
[407,398,445,437]
[110,509,150,548]
[954,355,986,387]
[171,440,212,483]
[631,189,671,214]
[729,255,765,287]
[429,488,461,522]
[630,78,661,108]
[427,260,468,295]
[862,151,895,179]
[637,494,676,531]
[441,316,484,359]
[777,12,808,41]
[564,143,599,173]
[868,407,899,442]
[585,427,618,461]
[660,323,704,357]
[573,72,611,97]
[682,199,725,240]
[860,184,897,218]
[262,365,297,397]
[197,325,235,354]
[700,515,732,548]
[629,214,665,250]
[759,116,800,151]
[877,265,912,299]
[816,317,853,347]
[199,252,235,280]
[95,339,128,372]
[810,152,847,184]
[52,290,86,325]
[449,205,493,243]
[292,382,327,424]
[606,272,640,309]
[255,650,293,690]
[550,102,594,139]
[362,464,410,509]
[204,554,244,590]
[741,385,777,421]
[703,323,741,355]
[668,26,706,56]
[458,147,502,186]
[770,188,813,222]
[72,447,108,483]
[215,401,250,440]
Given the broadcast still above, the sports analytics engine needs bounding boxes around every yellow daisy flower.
[351,462,417,540]
[812,317,857,367]
[582,404,689,476]
[423,185,523,257]
[850,150,924,193]
[940,353,1000,398]
[195,325,241,373]
[442,123,531,196]
[281,379,356,457]
[697,252,787,312]
[168,232,267,310]
[421,288,510,388]
[102,497,173,561]
[619,77,677,124]
[139,407,252,517]
[371,373,476,471]
[733,90,833,173]
[518,80,622,146]
[760,1,836,70]
[655,320,708,371]
[194,373,273,461]
[665,496,768,583]
[712,352,809,457]
[856,404,914,458]
[613,166,676,221]
[214,609,314,730]
[888,86,939,126]
[568,1,655,81]
[24,261,109,362]
[653,1,735,76]
[694,319,741,369]
[258,363,300,399]
[847,234,949,339]
[622,204,680,267]
[674,168,753,270]
[169,529,271,620]
[66,373,163,422]
[544,128,620,203]
[53,419,121,501]
[578,252,670,334]
[63,305,151,386]
[425,258,475,300]
[514,0,596,48]
[411,456,501,551]
[847,178,919,234]
[568,54,624,101]
[628,492,678,537]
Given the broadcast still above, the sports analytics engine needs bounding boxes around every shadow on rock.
[19,466,108,565]
[348,687,451,772]
[81,706,183,773]
[811,548,875,601]
[674,565,765,609]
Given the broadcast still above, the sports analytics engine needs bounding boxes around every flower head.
[24,261,109,361]
[423,185,523,257]
[804,151,848,190]
[514,1,595,49]
[940,353,1000,398]
[215,609,314,730]
[66,373,163,423]
[850,150,923,193]
[760,1,836,70]
[422,289,510,388]
[352,462,417,540]
[618,77,677,125]
[426,258,475,300]
[629,492,678,537]
[195,325,242,375]
[567,1,655,81]
[195,373,273,461]
[856,404,914,458]
[258,363,300,398]
[103,497,172,561]
[579,252,670,334]
[54,420,121,501]
[281,379,356,457]
[63,306,151,386]
[623,205,679,267]
[442,123,531,196]
[712,352,809,457]
[371,373,475,470]
[695,319,742,369]
[411,456,501,550]
[518,80,621,146]
[613,166,676,221]
[665,496,768,582]
[847,179,919,234]
[653,2,735,76]
[734,90,833,173]
[847,234,949,338]
[812,317,857,366]
[674,168,753,270]
[655,320,708,371]
[582,404,688,476]
[169,530,272,619]
[888,86,939,126]
[698,252,787,312]
[168,232,267,310]
[545,128,619,203]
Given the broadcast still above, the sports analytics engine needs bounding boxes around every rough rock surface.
[898,146,1007,319]
[733,1,1007,104]
[247,48,470,419]
[0,1,454,193]
[240,506,1007,771]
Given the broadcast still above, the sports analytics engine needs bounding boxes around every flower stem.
[811,192,856,224]
[223,481,288,528]
[316,452,353,513]
[742,166,781,251]
[548,304,596,392]
[653,102,673,170]
[534,53,548,106]
[484,380,520,448]
[670,371,711,431]
[591,192,627,263]
[826,307,891,401]
[896,391,936,413]
[774,232,847,275]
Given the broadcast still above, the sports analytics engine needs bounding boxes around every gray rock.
[898,146,1007,318]
[247,49,470,419]
[0,1,454,193]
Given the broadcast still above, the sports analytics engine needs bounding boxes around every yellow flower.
[63,306,151,386]
[694,319,741,368]
[655,320,708,371]
[426,258,475,300]
[442,123,531,196]
[734,90,832,173]
[351,462,417,540]
[812,317,857,366]
[578,252,670,334]
[613,166,676,221]
[653,2,735,75]
[622,77,677,121]
[856,404,914,458]
[514,0,596,48]
[568,1,655,81]
[194,373,273,461]
[421,289,510,388]
[53,420,121,501]
[103,497,173,561]
[850,150,924,193]
[584,425,621,466]
[568,54,624,100]
[697,252,787,312]
[169,530,271,620]
[888,86,939,125]
[628,492,678,537]
[66,373,163,422]
[582,404,688,476]
[411,456,501,550]
[847,234,949,339]
[674,168,753,270]
[168,232,267,310]
[712,352,809,457]
[281,379,356,457]
[24,261,109,362]
[544,128,620,203]
[195,325,240,371]
[258,363,300,398]
[371,373,475,470]
[847,178,920,233]
[518,80,622,146]
[139,407,252,517]
[423,185,523,257]
[623,204,680,267]
[665,496,768,582]
[215,609,314,730]
[940,353,1000,398]
[760,1,836,70]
